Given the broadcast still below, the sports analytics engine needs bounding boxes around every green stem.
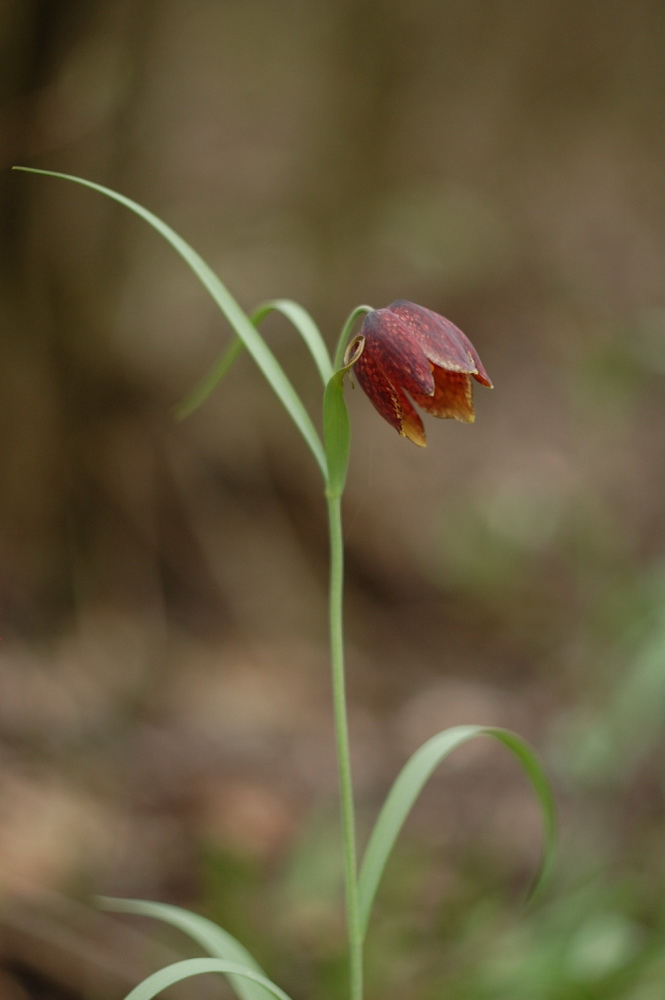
[327,494,363,1000]
[333,305,373,370]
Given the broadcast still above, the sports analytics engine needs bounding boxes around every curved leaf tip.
[357,724,556,939]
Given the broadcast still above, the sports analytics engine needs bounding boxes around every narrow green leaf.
[252,299,333,384]
[174,336,244,420]
[120,958,293,1000]
[176,300,332,421]
[323,371,351,500]
[98,897,268,1000]
[323,337,364,500]
[13,167,326,477]
[358,724,556,940]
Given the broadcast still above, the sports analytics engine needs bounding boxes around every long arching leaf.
[120,958,293,1000]
[175,299,332,420]
[98,897,268,1000]
[358,724,556,939]
[174,336,245,420]
[252,299,333,384]
[13,167,327,477]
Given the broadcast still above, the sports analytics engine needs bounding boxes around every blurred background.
[2,1,665,997]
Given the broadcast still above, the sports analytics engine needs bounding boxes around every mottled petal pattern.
[357,310,435,396]
[354,361,403,434]
[351,300,491,445]
[388,300,493,388]
[412,369,475,423]
[396,389,427,447]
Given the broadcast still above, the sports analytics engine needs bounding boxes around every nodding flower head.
[347,300,492,447]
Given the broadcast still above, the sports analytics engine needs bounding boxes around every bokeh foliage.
[2,1,665,997]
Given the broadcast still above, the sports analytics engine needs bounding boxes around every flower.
[349,300,492,447]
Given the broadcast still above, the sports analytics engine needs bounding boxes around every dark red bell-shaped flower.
[350,300,492,447]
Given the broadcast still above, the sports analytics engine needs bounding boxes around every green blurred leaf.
[175,336,245,420]
[120,958,293,1000]
[99,898,273,1000]
[323,371,351,500]
[176,299,332,420]
[358,725,556,940]
[13,167,326,477]
[323,336,365,499]
[252,299,333,385]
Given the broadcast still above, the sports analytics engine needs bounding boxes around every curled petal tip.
[343,334,365,368]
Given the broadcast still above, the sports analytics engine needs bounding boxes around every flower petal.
[387,301,493,387]
[359,309,435,397]
[354,355,401,432]
[351,299,491,445]
[354,352,427,446]
[398,390,428,446]
[411,367,476,423]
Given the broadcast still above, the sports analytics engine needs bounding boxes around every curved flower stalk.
[13,166,555,1000]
